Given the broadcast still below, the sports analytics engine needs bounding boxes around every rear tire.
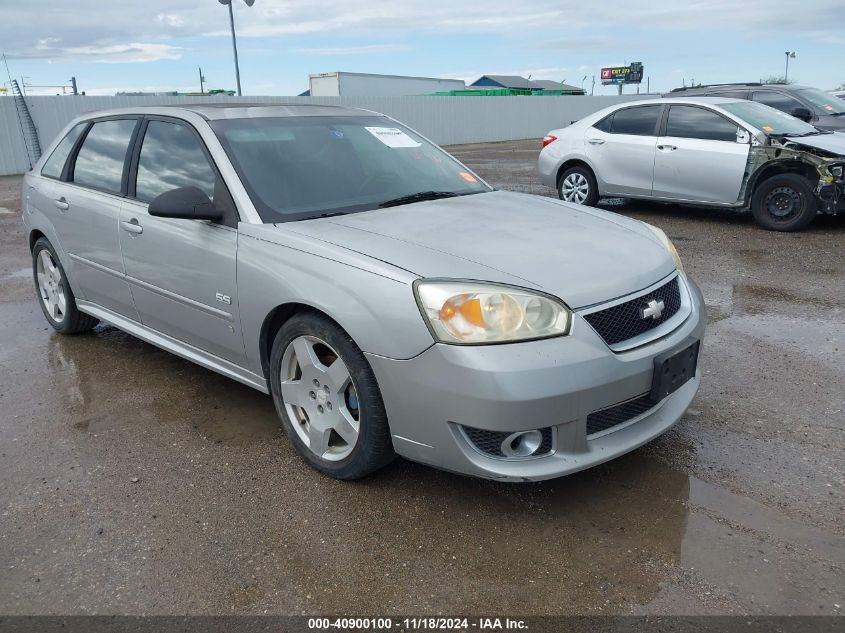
[751,174,817,231]
[269,312,395,480]
[558,165,599,206]
[32,237,99,334]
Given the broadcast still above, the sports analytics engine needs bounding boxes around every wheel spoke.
[56,291,67,315]
[333,409,359,444]
[326,358,350,390]
[293,337,321,372]
[308,422,332,456]
[280,380,306,407]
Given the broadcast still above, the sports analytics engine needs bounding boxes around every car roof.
[669,83,812,93]
[69,103,378,121]
[612,96,746,108]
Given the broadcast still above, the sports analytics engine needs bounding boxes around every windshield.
[795,88,845,115]
[211,116,490,222]
[719,101,819,136]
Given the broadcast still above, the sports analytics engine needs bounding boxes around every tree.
[760,75,794,85]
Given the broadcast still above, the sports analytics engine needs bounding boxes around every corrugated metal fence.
[0,94,655,176]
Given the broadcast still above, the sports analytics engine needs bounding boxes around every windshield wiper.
[378,191,461,208]
[781,130,825,138]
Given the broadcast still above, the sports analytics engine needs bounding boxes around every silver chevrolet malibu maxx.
[22,104,704,481]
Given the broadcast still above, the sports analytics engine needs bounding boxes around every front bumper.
[367,275,706,481]
[817,181,844,214]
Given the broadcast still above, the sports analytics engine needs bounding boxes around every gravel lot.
[0,141,843,616]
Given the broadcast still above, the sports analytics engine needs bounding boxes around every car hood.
[283,191,676,309]
[783,132,845,156]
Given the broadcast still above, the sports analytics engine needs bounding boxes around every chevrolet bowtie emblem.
[640,299,665,320]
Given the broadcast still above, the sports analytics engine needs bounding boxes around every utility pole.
[591,75,595,96]
[69,77,78,95]
[228,1,241,96]
[218,0,255,97]
[784,51,796,82]
[198,67,206,94]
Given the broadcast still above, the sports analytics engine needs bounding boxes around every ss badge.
[215,292,232,305]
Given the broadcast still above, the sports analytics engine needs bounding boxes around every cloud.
[157,14,185,28]
[1,0,842,63]
[293,44,410,56]
[14,41,185,64]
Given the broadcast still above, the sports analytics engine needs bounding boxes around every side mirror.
[736,128,751,144]
[148,187,223,221]
[790,106,813,122]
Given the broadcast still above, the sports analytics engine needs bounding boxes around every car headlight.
[828,163,844,179]
[414,281,571,344]
[644,223,684,272]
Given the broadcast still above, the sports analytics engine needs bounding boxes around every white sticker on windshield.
[365,127,421,148]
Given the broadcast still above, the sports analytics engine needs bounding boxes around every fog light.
[501,430,543,457]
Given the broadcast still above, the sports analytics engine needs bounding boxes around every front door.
[118,118,246,365]
[652,105,749,204]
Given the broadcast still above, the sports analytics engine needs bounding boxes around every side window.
[751,91,802,114]
[135,120,217,204]
[608,106,661,136]
[592,114,613,133]
[72,119,137,193]
[42,122,87,180]
[665,106,739,142]
[711,90,747,99]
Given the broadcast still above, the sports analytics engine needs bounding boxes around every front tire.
[268,312,394,479]
[558,165,599,206]
[32,237,99,334]
[751,174,817,231]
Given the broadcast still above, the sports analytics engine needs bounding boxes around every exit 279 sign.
[600,62,644,85]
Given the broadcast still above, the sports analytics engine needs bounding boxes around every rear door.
[45,118,140,318]
[652,105,749,204]
[119,117,246,364]
[584,104,662,197]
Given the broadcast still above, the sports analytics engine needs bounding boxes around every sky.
[2,0,844,97]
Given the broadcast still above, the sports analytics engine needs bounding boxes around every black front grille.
[461,426,554,458]
[583,277,682,346]
[586,393,654,436]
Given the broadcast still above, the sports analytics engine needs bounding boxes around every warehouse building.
[471,75,586,95]
[307,72,466,97]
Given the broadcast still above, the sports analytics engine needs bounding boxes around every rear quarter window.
[41,123,87,180]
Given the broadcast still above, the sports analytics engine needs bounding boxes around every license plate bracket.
[650,339,700,402]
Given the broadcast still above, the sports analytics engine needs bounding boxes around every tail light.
[542,134,557,148]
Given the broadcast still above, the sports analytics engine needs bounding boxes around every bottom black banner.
[0,616,842,633]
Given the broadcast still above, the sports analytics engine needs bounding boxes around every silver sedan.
[538,96,845,231]
[23,104,704,480]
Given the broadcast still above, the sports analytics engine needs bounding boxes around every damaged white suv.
[539,97,845,231]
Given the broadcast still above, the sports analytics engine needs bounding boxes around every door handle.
[657,145,678,151]
[121,219,143,235]
[54,197,69,211]
[587,138,605,145]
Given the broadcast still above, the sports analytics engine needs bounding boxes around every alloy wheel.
[36,249,66,324]
[279,335,361,461]
[561,173,590,204]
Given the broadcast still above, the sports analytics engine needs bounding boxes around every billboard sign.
[601,62,644,85]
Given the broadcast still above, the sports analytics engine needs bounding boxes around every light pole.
[784,51,796,82]
[218,0,255,96]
